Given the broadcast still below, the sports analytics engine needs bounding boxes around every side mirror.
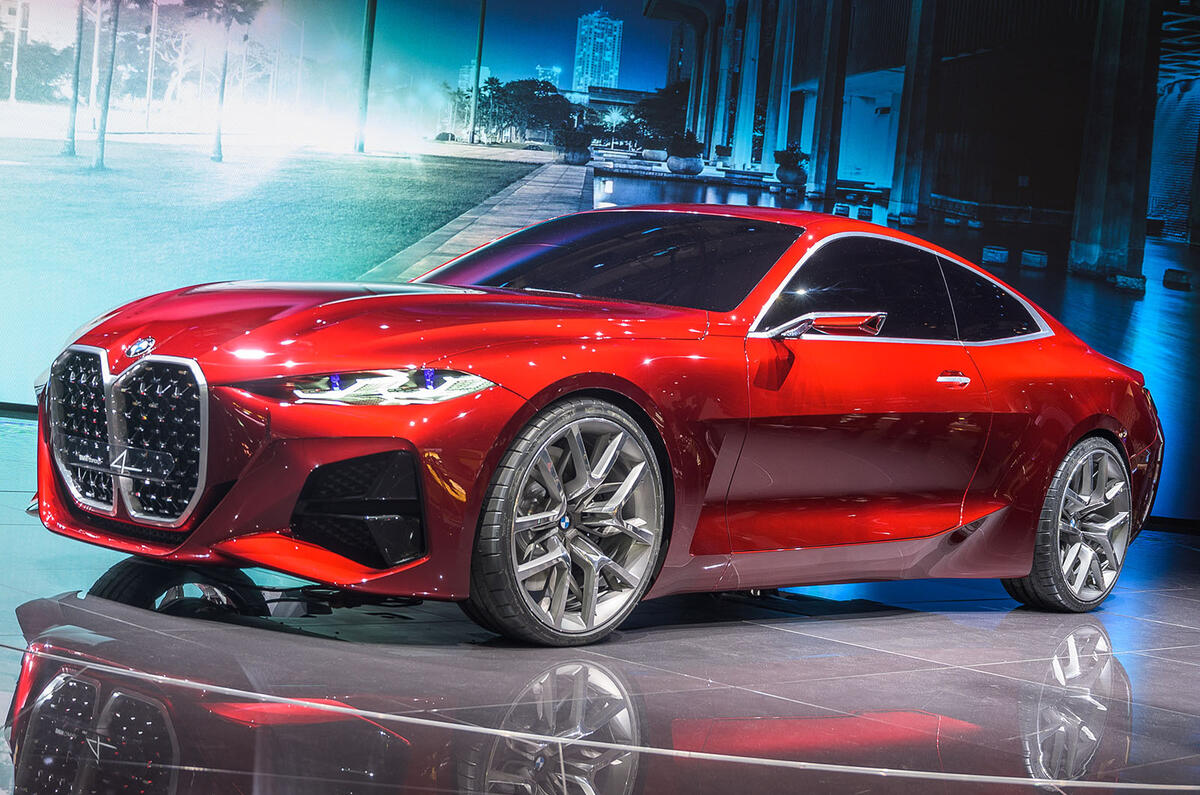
[772,311,887,339]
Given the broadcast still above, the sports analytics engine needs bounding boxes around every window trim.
[747,231,1053,346]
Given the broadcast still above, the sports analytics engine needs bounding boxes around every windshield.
[419,210,803,312]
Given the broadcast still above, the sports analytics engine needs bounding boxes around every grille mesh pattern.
[49,350,113,506]
[117,361,203,520]
[94,694,175,793]
[49,349,205,527]
[15,677,174,795]
[14,677,98,793]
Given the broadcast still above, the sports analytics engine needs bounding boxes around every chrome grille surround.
[48,346,117,514]
[48,345,209,528]
[112,356,208,525]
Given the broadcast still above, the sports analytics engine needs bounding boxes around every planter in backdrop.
[776,165,807,187]
[560,147,592,165]
[642,149,669,163]
[667,156,704,175]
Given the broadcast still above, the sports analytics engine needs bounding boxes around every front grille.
[93,693,176,793]
[14,676,99,792]
[48,350,113,508]
[48,347,206,526]
[115,361,203,521]
[15,675,174,795]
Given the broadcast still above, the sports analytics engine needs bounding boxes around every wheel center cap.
[558,515,572,531]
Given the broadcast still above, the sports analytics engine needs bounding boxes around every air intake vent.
[291,451,426,569]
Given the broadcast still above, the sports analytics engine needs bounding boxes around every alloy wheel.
[477,661,640,795]
[509,417,663,634]
[1056,448,1132,602]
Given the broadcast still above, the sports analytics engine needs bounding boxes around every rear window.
[420,211,802,312]
[938,257,1041,341]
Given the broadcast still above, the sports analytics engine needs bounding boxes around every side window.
[938,257,1040,341]
[757,236,957,341]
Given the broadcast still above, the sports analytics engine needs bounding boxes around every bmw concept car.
[34,206,1164,645]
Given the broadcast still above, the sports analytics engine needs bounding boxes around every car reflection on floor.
[2,558,1143,794]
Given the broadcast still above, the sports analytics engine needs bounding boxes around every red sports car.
[34,206,1163,645]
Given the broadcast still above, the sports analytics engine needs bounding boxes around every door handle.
[937,370,971,388]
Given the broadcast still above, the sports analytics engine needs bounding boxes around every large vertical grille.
[48,347,206,527]
[115,361,203,521]
[49,349,114,508]
[14,675,175,795]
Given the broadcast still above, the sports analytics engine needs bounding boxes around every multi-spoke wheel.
[456,660,642,794]
[463,398,666,645]
[1020,621,1124,781]
[1003,437,1133,612]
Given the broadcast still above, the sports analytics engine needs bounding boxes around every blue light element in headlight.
[278,369,496,406]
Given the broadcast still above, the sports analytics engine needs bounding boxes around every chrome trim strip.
[49,344,118,516]
[112,355,210,528]
[747,230,1054,346]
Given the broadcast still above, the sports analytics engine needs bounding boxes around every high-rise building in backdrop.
[572,10,622,92]
[535,65,563,89]
[457,60,491,93]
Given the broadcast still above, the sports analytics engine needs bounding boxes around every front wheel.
[1003,437,1134,612]
[465,398,666,646]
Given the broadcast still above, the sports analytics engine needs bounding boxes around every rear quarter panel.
[963,322,1160,575]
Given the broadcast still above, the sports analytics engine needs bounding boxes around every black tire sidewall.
[1037,437,1132,612]
[468,398,666,646]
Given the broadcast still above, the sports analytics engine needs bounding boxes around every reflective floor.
[1,417,1199,792]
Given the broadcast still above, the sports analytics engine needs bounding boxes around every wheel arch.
[1064,414,1135,474]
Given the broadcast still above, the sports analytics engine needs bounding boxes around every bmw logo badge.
[125,337,155,357]
[558,516,572,531]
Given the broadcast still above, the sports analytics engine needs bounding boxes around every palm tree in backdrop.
[91,0,122,169]
[61,0,86,156]
[184,0,264,162]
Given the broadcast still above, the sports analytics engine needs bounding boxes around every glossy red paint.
[35,206,1163,603]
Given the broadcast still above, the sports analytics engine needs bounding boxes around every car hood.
[75,281,709,384]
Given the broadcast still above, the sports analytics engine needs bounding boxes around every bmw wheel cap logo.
[558,516,571,531]
[125,337,155,357]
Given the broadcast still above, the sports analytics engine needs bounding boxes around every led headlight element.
[281,369,494,405]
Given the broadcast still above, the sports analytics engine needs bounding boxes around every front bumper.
[37,384,531,600]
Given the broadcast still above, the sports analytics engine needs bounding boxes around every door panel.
[727,336,991,551]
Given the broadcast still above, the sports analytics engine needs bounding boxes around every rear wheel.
[1003,437,1133,612]
[465,398,666,646]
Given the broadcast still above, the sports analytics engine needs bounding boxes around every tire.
[88,557,270,617]
[1003,437,1134,612]
[455,659,645,794]
[464,397,666,646]
[456,596,503,634]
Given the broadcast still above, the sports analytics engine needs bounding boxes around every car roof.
[586,204,979,268]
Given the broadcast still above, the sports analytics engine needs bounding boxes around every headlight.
[247,369,495,406]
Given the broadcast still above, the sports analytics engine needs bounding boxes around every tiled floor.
[1,415,1198,792]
